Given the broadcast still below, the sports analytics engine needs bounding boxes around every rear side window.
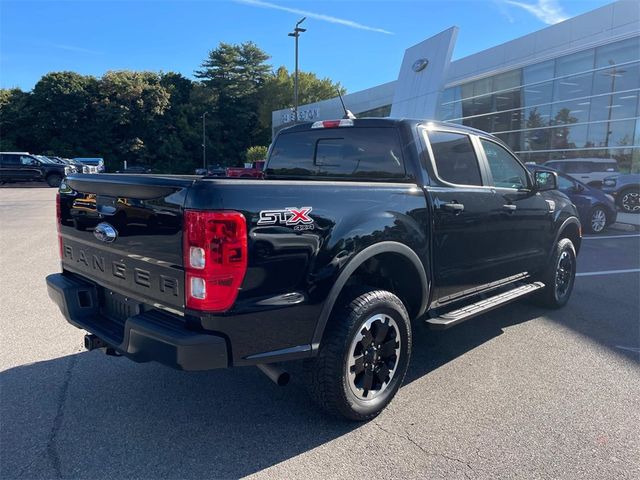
[267,128,406,180]
[1,154,19,165]
[427,131,482,186]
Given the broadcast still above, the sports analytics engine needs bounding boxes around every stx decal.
[258,207,314,230]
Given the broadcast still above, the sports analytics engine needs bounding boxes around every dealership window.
[551,99,590,124]
[553,72,593,101]
[592,61,640,95]
[523,60,555,85]
[555,49,595,77]
[595,37,640,69]
[586,119,637,148]
[357,104,392,118]
[492,70,521,92]
[495,88,521,111]
[462,94,492,117]
[523,128,551,151]
[589,92,639,122]
[481,139,528,189]
[550,124,588,150]
[523,80,553,106]
[428,131,482,186]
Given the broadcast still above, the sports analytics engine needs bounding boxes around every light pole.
[201,112,208,169]
[288,17,306,122]
[604,60,625,148]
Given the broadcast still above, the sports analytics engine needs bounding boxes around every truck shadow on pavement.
[1,298,636,478]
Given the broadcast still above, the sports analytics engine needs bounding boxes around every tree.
[195,42,271,165]
[94,71,171,169]
[28,72,99,156]
[246,145,268,163]
[258,66,345,133]
[0,88,31,150]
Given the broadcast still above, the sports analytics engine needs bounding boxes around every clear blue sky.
[0,0,613,92]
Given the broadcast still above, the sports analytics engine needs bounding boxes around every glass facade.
[436,36,640,172]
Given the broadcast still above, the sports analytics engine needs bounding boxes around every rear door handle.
[502,204,517,211]
[441,202,465,213]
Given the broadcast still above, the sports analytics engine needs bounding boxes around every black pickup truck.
[46,118,581,420]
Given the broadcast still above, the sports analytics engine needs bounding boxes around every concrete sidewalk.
[611,211,640,232]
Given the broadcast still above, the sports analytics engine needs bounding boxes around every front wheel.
[46,174,62,187]
[532,238,576,309]
[305,289,411,421]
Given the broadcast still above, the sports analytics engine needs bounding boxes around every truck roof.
[278,117,492,138]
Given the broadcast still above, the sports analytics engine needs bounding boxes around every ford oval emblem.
[412,58,429,72]
[94,222,118,243]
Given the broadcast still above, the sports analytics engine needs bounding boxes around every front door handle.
[441,202,465,213]
[502,204,517,211]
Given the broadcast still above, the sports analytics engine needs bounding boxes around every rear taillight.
[56,193,63,258]
[183,210,248,312]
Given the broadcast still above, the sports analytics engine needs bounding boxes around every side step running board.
[426,282,545,330]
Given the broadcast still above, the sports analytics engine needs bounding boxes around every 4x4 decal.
[258,207,314,230]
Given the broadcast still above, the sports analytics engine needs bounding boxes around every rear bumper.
[46,273,229,371]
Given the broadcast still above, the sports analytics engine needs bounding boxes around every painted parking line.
[576,268,640,277]
[582,234,640,240]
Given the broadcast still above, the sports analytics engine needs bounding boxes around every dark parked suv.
[0,152,75,187]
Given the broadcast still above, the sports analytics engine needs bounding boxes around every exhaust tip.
[257,363,290,386]
[277,371,290,386]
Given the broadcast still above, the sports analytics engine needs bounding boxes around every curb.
[608,222,640,232]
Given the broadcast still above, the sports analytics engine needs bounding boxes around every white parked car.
[543,158,619,187]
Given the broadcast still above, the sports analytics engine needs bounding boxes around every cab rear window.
[266,128,406,180]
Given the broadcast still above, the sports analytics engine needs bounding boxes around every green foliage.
[246,145,268,163]
[258,66,345,131]
[0,42,342,173]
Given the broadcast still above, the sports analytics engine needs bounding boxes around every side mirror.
[571,184,584,193]
[534,170,557,191]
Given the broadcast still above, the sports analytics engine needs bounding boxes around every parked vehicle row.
[0,153,107,187]
[526,165,617,233]
[529,158,639,218]
[195,161,266,178]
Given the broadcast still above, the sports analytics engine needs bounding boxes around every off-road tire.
[304,289,411,421]
[532,238,576,309]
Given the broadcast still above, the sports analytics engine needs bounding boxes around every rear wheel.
[618,188,640,214]
[532,238,576,309]
[305,289,411,421]
[46,174,62,187]
[587,206,607,234]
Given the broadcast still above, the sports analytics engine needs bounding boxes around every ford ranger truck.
[46,119,581,421]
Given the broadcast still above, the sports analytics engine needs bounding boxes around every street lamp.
[603,60,625,148]
[201,112,208,169]
[288,17,306,122]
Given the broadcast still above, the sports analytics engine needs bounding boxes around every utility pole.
[201,112,208,169]
[288,17,306,122]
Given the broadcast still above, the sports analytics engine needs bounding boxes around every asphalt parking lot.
[1,186,639,480]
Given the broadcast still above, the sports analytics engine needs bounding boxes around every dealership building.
[272,0,640,171]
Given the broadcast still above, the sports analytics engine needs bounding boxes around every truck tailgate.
[58,174,196,311]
